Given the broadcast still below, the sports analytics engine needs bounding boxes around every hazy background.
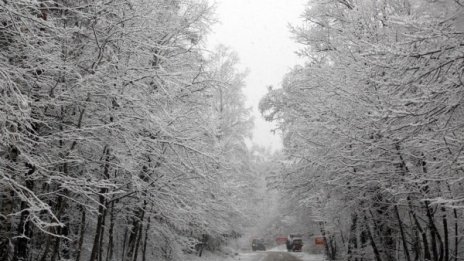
[207,0,306,152]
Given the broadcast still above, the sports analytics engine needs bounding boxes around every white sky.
[206,0,306,152]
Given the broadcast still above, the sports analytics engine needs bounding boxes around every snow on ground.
[268,244,288,252]
[268,245,325,261]
[184,251,262,261]
[290,251,325,261]
[183,251,237,261]
[184,245,324,261]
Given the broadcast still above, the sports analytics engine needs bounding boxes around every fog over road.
[236,251,323,261]
[238,252,301,261]
[233,246,324,261]
[262,252,302,261]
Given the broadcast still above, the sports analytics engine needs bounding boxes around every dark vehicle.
[286,234,303,252]
[291,238,303,252]
[251,239,266,251]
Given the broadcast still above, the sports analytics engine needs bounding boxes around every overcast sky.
[207,0,306,152]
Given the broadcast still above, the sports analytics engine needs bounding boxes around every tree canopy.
[261,1,464,260]
[0,1,256,260]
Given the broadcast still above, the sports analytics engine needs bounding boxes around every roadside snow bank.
[183,252,236,261]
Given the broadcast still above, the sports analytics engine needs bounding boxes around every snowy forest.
[260,0,464,261]
[0,0,266,260]
[1,0,464,261]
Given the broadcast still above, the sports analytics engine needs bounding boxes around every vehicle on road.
[251,238,266,251]
[286,234,303,252]
[291,238,303,252]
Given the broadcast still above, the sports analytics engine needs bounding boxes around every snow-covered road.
[228,245,324,261]
[235,250,323,261]
[186,245,324,261]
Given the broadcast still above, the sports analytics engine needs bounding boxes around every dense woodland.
[4,0,464,261]
[261,0,464,260]
[0,0,263,260]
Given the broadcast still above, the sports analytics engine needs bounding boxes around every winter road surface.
[237,251,323,261]
[234,245,324,261]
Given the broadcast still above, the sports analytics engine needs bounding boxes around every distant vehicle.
[291,238,303,252]
[251,238,266,251]
[286,234,303,252]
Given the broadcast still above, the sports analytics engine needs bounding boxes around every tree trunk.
[50,195,66,261]
[320,221,336,260]
[124,217,139,261]
[328,235,337,261]
[122,228,128,261]
[395,205,411,261]
[365,215,382,261]
[142,217,151,261]
[441,207,449,261]
[106,202,115,261]
[89,146,111,261]
[425,201,440,261]
[132,218,144,261]
[39,234,51,261]
[75,207,86,261]
[50,227,61,261]
[13,203,32,261]
[0,189,14,261]
[411,226,421,261]
[408,197,431,260]
[61,213,70,260]
[89,194,107,261]
[453,208,458,261]
[132,201,148,261]
[98,208,107,261]
[347,214,358,261]
[125,210,143,261]
[124,199,147,261]
[13,164,35,261]
[368,209,393,261]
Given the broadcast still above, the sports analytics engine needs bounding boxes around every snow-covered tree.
[261,1,464,260]
[0,0,255,260]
